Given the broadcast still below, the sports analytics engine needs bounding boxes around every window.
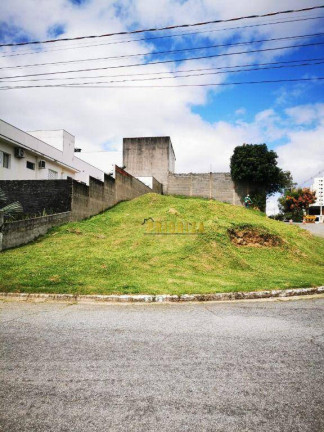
[48,169,58,179]
[26,161,35,170]
[3,153,10,168]
[1,152,10,168]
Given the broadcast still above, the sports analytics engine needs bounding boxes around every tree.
[278,188,316,222]
[230,143,293,212]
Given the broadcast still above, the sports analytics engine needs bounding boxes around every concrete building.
[0,119,105,184]
[123,137,175,192]
[310,177,324,222]
[123,136,244,205]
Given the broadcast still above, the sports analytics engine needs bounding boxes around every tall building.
[309,177,324,222]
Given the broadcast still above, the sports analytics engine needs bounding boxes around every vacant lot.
[0,193,323,294]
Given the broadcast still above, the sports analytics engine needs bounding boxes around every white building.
[0,119,106,184]
[310,177,324,222]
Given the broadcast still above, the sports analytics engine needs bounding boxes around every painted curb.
[0,286,323,303]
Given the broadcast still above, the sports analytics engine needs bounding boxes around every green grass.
[0,193,323,295]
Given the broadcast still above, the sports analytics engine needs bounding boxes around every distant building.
[0,119,105,184]
[123,136,175,192]
[123,136,244,205]
[309,177,324,222]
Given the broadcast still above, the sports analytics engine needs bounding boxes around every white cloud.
[274,82,310,105]
[266,194,280,216]
[276,121,324,184]
[0,0,323,188]
[285,104,324,125]
[235,107,246,116]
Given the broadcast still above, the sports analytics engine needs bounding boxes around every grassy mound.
[0,193,323,295]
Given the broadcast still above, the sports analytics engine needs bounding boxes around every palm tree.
[0,188,23,218]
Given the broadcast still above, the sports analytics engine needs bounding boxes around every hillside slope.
[0,193,323,295]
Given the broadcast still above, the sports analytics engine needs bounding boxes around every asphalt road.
[294,223,324,238]
[1,297,324,432]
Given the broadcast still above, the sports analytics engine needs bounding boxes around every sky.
[0,0,324,213]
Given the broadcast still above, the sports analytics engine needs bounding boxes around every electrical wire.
[2,15,323,58]
[2,60,322,87]
[299,169,324,186]
[2,32,323,70]
[1,77,323,90]
[2,41,324,80]
[3,57,323,83]
[1,5,323,47]
[39,60,324,85]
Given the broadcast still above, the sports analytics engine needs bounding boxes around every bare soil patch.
[228,226,282,247]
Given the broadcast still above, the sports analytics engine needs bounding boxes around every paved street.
[1,297,324,432]
[294,223,324,238]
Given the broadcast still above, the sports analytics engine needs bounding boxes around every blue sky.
[0,0,323,211]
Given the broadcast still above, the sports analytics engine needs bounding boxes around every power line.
[1,77,323,90]
[3,32,323,70]
[36,61,324,85]
[2,15,323,58]
[299,169,324,186]
[2,41,324,80]
[3,57,323,83]
[2,60,323,86]
[1,5,323,47]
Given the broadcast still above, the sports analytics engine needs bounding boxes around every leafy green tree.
[278,188,316,222]
[230,143,293,211]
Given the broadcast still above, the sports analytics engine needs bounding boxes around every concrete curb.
[0,286,323,303]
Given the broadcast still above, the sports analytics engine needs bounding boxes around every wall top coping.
[4,212,71,227]
[168,172,232,176]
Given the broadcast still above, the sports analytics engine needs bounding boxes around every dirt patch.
[168,208,180,216]
[228,226,282,247]
[66,228,83,235]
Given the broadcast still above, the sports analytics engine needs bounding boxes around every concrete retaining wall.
[0,166,162,250]
[0,212,71,250]
[167,172,246,205]
[70,166,155,220]
[152,177,163,194]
